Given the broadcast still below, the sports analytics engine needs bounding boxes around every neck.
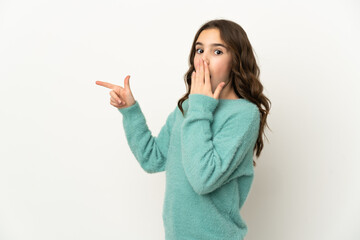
[218,81,239,99]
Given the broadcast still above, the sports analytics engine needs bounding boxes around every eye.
[195,48,203,54]
[214,50,223,55]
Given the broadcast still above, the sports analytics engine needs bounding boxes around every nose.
[201,56,210,66]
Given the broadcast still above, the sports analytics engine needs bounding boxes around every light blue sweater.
[118,93,260,240]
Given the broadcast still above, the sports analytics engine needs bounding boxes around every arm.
[118,101,177,173]
[181,94,260,195]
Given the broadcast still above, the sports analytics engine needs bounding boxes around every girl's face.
[194,28,233,93]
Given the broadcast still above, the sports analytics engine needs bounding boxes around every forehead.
[196,28,224,44]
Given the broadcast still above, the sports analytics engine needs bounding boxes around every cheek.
[212,59,231,76]
[193,56,200,68]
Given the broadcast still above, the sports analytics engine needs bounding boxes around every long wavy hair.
[177,19,272,167]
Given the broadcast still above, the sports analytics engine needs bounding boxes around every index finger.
[95,81,118,89]
[204,61,210,85]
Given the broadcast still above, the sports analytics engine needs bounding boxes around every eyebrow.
[195,42,227,49]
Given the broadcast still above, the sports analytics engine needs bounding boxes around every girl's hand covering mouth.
[190,59,225,100]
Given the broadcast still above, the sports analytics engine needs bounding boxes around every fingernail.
[118,100,122,104]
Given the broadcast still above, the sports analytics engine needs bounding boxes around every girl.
[96,19,271,240]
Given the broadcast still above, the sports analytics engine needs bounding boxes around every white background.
[1,0,359,239]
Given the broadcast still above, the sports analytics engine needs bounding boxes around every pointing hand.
[95,75,136,109]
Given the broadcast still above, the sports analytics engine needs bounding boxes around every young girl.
[96,19,271,240]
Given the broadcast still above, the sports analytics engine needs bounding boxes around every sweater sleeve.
[118,101,177,173]
[181,94,260,195]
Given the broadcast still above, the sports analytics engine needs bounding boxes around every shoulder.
[212,99,260,134]
[217,99,259,121]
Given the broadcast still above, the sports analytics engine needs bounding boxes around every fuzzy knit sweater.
[118,93,260,240]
